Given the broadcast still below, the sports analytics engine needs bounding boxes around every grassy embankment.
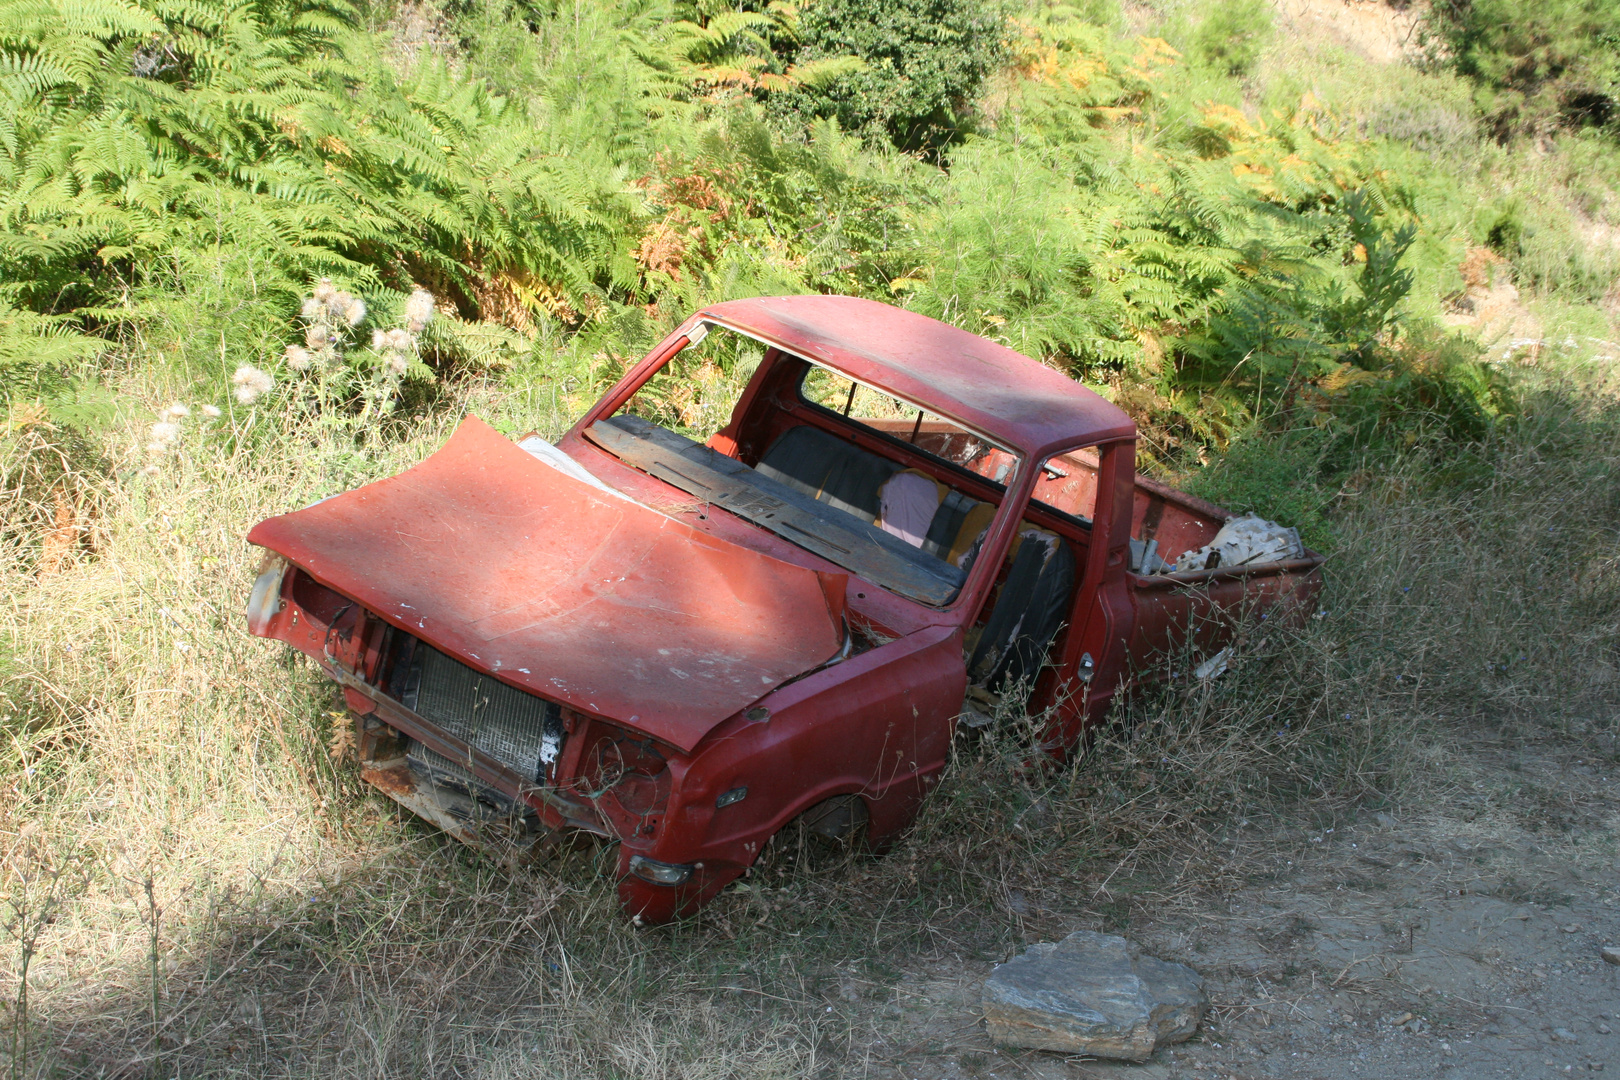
[2,0,1619,1073]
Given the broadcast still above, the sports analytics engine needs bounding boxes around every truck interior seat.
[757,424,902,523]
[968,528,1076,694]
[925,492,996,568]
[872,468,997,570]
[762,424,1006,574]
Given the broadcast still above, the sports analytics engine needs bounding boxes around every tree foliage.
[770,0,1010,153]
[0,0,1523,464]
[1424,0,1620,138]
[1189,0,1270,79]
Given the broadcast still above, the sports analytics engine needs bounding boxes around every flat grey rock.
[982,931,1207,1061]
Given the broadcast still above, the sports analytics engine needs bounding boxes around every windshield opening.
[586,326,1022,607]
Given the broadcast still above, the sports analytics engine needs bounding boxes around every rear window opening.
[797,367,1005,478]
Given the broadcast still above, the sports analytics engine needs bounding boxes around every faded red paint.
[247,416,846,751]
[245,295,1324,924]
[688,295,1136,456]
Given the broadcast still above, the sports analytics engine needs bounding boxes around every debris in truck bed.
[1171,514,1306,572]
[1129,536,1174,574]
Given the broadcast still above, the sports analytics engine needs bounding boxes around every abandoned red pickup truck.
[245,295,1323,922]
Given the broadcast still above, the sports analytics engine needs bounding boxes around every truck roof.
[699,295,1136,457]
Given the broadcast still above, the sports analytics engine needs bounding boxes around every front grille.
[391,635,563,785]
[406,740,533,822]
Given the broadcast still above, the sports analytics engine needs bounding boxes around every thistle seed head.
[404,289,435,332]
[231,365,274,405]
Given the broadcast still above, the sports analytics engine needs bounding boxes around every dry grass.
[1,355,1617,1078]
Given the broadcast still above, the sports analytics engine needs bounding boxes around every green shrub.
[1424,0,1620,138]
[0,0,647,390]
[1180,425,1339,545]
[771,0,1010,153]
[1190,0,1271,78]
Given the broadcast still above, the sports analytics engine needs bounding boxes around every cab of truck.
[566,296,1147,746]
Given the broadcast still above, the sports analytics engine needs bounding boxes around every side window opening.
[1029,446,1100,524]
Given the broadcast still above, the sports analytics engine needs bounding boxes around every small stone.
[1552,1028,1578,1043]
[1563,924,1583,934]
[1374,812,1396,828]
[1596,1023,1613,1035]
[982,930,1207,1061]
[1602,946,1620,966]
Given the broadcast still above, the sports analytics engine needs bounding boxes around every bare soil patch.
[1271,0,1422,66]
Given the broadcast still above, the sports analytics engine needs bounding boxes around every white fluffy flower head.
[231,364,275,405]
[404,289,435,333]
[285,344,312,372]
[160,402,190,421]
[150,421,180,445]
[201,404,222,419]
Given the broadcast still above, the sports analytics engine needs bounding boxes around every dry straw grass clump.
[0,406,110,580]
[0,356,1616,1077]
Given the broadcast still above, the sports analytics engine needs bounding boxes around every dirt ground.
[830,737,1620,1080]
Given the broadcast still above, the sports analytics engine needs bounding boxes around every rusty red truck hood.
[247,416,847,751]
